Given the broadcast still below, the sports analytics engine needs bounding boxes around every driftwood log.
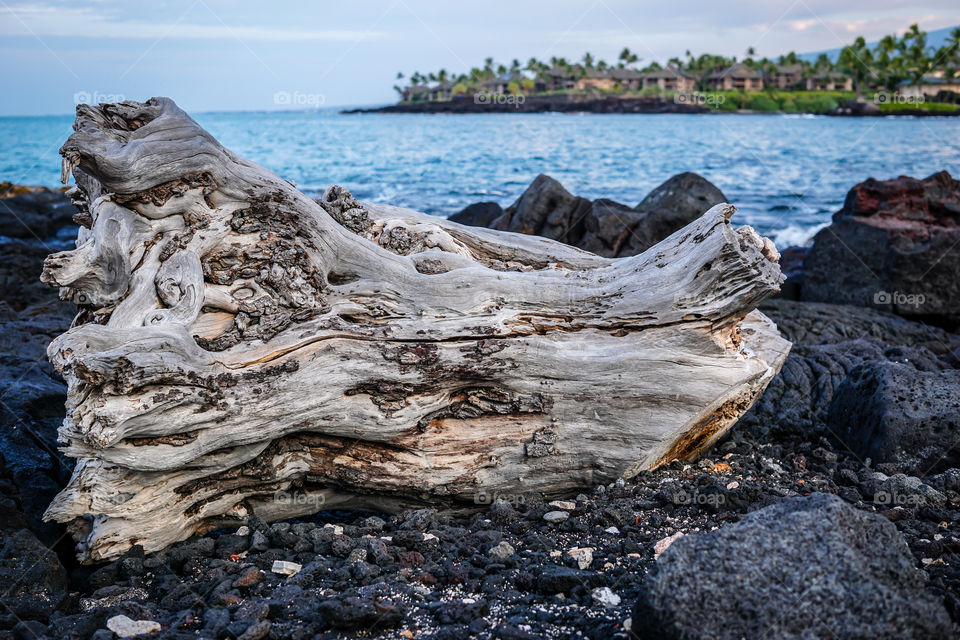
[42,98,790,562]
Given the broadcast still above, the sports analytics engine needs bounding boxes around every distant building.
[608,68,644,91]
[428,83,453,101]
[537,65,615,92]
[640,65,697,92]
[402,85,430,102]
[703,63,764,91]
[769,64,804,89]
[805,72,853,91]
[479,73,526,95]
[562,66,616,91]
[896,74,960,99]
[538,67,577,92]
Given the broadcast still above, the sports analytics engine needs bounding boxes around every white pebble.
[567,547,594,569]
[591,586,621,608]
[604,526,620,535]
[548,500,577,511]
[543,510,570,523]
[271,560,302,576]
[106,615,161,638]
[576,548,593,569]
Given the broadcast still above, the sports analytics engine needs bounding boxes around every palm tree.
[873,34,899,89]
[582,52,594,68]
[396,71,404,80]
[483,57,494,79]
[939,27,960,80]
[897,25,932,85]
[617,47,638,68]
[837,37,874,97]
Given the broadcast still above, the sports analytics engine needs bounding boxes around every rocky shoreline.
[342,95,709,115]
[343,95,960,116]
[0,174,958,639]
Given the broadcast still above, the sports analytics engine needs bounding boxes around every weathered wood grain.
[42,98,790,562]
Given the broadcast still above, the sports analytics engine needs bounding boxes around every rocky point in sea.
[0,172,957,640]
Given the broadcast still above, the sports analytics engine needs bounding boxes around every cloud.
[0,3,387,41]
[789,19,819,32]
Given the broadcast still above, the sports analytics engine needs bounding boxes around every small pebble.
[271,560,302,576]
[543,510,570,523]
[549,500,577,511]
[654,532,684,559]
[488,541,515,559]
[106,615,161,638]
[568,547,593,569]
[591,586,621,608]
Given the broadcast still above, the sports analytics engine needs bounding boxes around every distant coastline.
[343,94,708,115]
[343,92,960,116]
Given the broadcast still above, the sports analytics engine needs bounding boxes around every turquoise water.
[2,110,958,246]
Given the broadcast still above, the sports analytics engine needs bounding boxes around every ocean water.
[2,110,959,248]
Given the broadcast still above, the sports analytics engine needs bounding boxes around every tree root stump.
[41,98,790,562]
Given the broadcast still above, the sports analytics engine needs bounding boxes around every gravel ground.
[31,419,959,640]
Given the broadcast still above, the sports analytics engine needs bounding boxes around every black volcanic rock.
[448,202,503,228]
[0,185,76,240]
[489,174,595,245]
[0,188,76,543]
[0,525,68,623]
[802,171,960,331]
[632,493,955,640]
[828,364,960,473]
[634,171,727,221]
[465,172,726,258]
[743,299,960,467]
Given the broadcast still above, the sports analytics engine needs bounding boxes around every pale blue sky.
[1,0,958,115]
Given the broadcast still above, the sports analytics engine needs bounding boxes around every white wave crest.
[769,221,830,249]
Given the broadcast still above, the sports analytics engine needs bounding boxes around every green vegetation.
[693,90,851,113]
[878,101,960,113]
[747,95,779,111]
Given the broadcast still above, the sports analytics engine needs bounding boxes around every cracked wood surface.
[41,98,790,562]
